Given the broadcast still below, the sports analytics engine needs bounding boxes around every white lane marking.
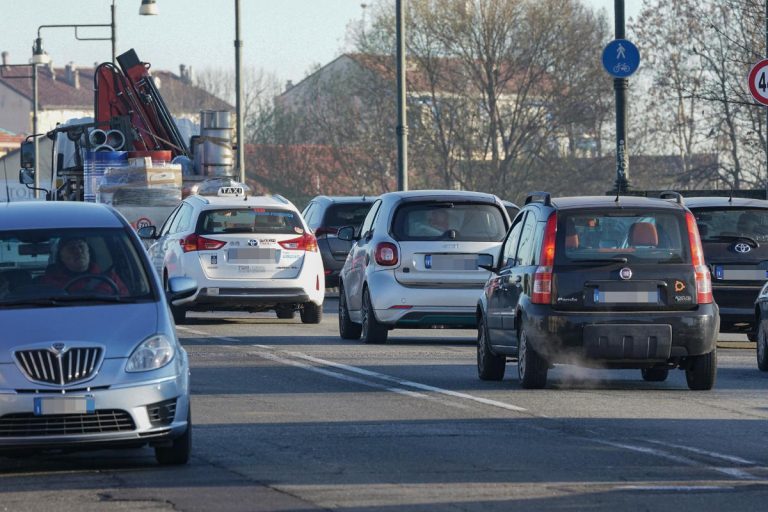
[644,440,757,465]
[596,440,762,481]
[177,326,208,336]
[616,485,734,492]
[285,351,528,413]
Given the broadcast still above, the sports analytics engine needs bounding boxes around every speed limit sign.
[748,59,768,105]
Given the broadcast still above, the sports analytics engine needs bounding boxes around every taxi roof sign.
[218,186,245,196]
[192,178,250,197]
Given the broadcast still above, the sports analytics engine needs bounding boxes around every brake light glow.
[532,213,557,304]
[375,242,399,266]
[686,211,713,304]
[180,234,226,252]
[279,233,318,252]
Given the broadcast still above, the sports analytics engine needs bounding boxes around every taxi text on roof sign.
[218,186,245,196]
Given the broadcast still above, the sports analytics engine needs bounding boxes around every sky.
[1,0,643,86]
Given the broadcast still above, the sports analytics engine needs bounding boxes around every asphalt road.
[1,298,767,511]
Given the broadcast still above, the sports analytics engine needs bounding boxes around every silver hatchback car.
[0,202,196,464]
[337,190,509,343]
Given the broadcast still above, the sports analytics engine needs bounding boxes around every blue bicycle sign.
[602,39,640,78]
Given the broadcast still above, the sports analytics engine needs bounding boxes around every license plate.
[425,254,477,270]
[594,289,659,304]
[228,248,279,262]
[714,266,767,281]
[34,396,95,416]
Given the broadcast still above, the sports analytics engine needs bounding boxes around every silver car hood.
[0,302,161,363]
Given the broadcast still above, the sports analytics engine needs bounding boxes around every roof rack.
[659,190,684,205]
[524,191,551,206]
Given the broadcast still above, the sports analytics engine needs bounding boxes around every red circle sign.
[748,59,768,105]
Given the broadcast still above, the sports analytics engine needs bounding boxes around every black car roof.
[684,196,768,209]
[549,195,687,211]
[310,195,376,204]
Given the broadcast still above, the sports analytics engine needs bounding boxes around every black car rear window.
[692,207,768,242]
[392,202,507,242]
[558,211,689,263]
[324,203,372,228]
[198,208,304,235]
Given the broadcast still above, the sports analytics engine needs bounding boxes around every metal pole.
[235,0,245,183]
[111,0,116,65]
[765,0,767,198]
[396,0,408,191]
[613,0,630,193]
[32,63,40,200]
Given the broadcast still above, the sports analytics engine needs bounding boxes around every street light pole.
[235,0,244,183]
[396,0,408,191]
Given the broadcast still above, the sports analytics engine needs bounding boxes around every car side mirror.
[19,168,35,185]
[166,276,197,303]
[337,225,357,241]
[19,140,35,170]
[477,253,496,272]
[137,225,157,239]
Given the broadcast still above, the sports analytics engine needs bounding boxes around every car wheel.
[685,348,717,390]
[517,328,547,389]
[361,288,388,344]
[477,316,505,381]
[300,302,323,324]
[155,408,191,465]
[165,275,187,324]
[757,318,768,371]
[641,367,669,382]
[276,308,295,319]
[338,284,362,340]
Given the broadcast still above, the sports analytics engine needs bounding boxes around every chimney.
[285,80,294,92]
[47,61,55,81]
[64,62,80,88]
[1,52,8,66]
[179,63,193,84]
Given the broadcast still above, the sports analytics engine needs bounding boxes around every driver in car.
[40,236,129,295]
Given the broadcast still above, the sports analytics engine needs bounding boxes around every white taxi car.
[139,181,325,323]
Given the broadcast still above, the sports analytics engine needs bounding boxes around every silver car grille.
[14,347,103,386]
[0,410,135,437]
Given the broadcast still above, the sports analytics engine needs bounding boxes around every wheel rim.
[518,331,527,379]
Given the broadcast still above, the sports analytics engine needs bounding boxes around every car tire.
[477,316,505,381]
[165,275,187,324]
[641,367,669,382]
[757,318,768,371]
[747,332,758,343]
[517,328,547,389]
[361,288,388,344]
[300,302,323,324]
[155,409,191,465]
[338,284,362,340]
[685,349,717,390]
[276,308,295,320]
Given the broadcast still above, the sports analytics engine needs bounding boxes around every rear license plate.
[33,396,95,416]
[593,289,659,304]
[425,254,477,270]
[228,248,279,262]
[714,266,767,280]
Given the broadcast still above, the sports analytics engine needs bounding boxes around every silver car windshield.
[0,228,153,304]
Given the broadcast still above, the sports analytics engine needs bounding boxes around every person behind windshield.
[40,236,128,295]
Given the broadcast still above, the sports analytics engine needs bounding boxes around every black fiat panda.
[476,192,719,390]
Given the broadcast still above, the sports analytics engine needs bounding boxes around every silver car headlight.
[126,334,175,372]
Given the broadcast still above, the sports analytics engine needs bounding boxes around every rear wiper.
[51,295,137,304]
[0,296,135,307]
[703,235,759,246]
[569,257,629,265]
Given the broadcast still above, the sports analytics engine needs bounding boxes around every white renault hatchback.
[140,181,325,323]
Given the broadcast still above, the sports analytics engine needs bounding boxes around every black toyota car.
[476,192,720,390]
[686,196,768,341]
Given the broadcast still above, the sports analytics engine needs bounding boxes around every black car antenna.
[728,189,733,203]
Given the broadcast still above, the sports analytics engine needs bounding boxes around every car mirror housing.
[337,225,357,241]
[137,225,157,239]
[477,253,496,272]
[166,276,197,303]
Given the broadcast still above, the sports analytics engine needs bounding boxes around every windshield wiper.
[0,296,136,307]
[569,257,629,265]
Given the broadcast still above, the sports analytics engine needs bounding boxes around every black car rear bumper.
[524,303,719,366]
[713,286,759,333]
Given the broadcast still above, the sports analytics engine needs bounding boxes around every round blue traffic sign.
[602,39,640,78]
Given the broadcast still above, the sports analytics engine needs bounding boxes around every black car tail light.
[532,213,557,304]
[686,211,713,304]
